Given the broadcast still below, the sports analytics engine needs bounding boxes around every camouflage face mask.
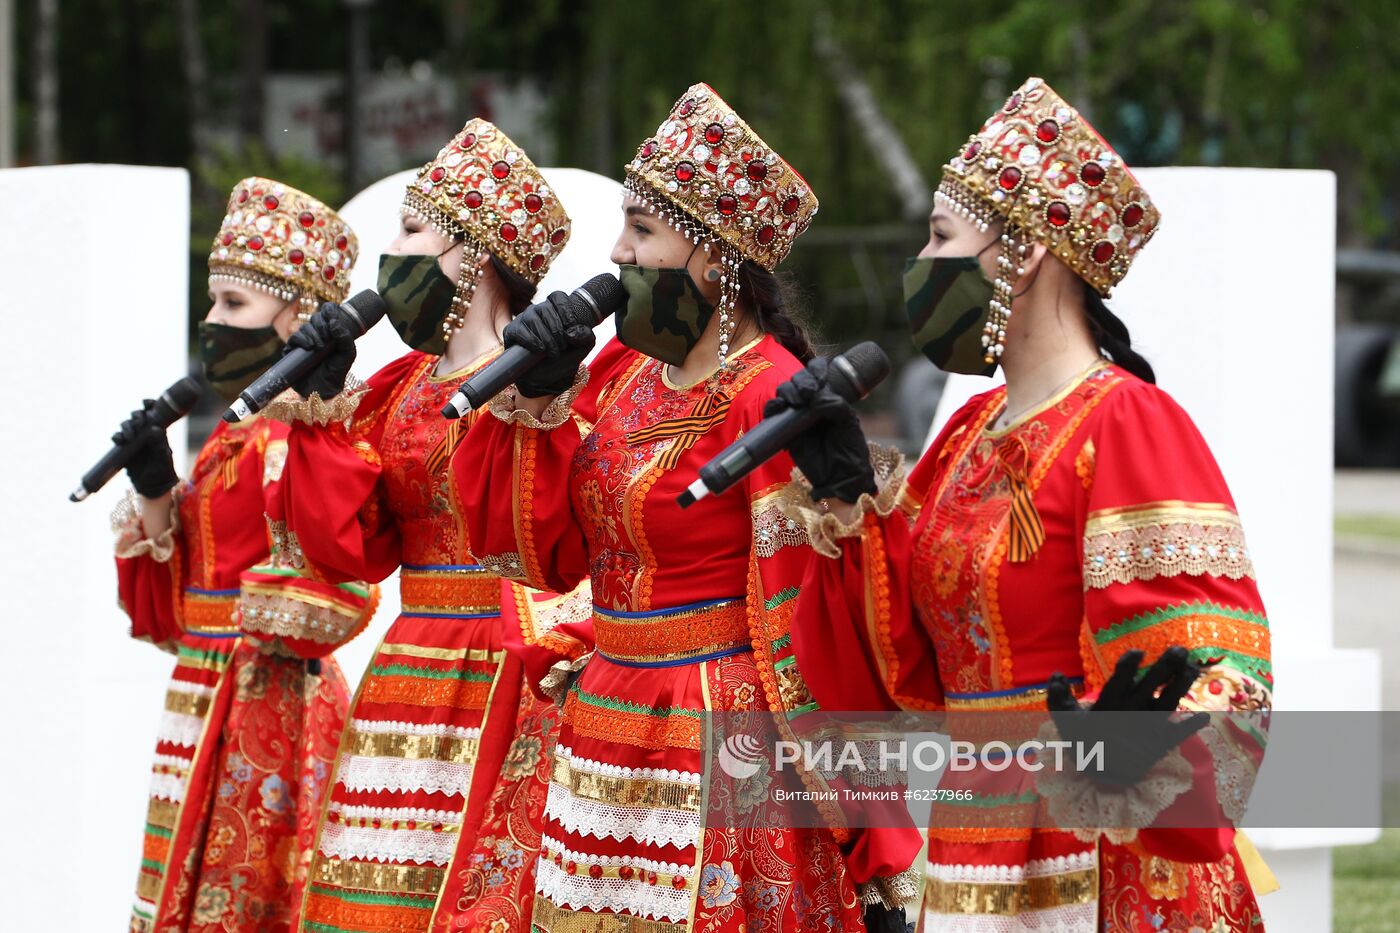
[903,255,999,377]
[616,264,717,366]
[198,321,284,403]
[377,251,457,355]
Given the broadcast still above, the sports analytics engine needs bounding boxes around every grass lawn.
[1336,514,1400,540]
[1334,828,1400,931]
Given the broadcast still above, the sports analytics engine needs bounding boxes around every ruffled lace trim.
[111,490,179,562]
[334,753,474,796]
[541,651,592,705]
[858,863,923,909]
[776,443,906,559]
[545,782,702,849]
[1034,719,1193,844]
[486,366,589,430]
[316,820,459,866]
[260,375,367,427]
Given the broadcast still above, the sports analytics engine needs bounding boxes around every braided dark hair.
[736,260,818,363]
[1083,280,1155,384]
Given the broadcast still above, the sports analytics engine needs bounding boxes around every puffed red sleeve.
[113,489,187,651]
[1051,380,1272,862]
[784,395,999,714]
[452,339,634,595]
[264,352,429,585]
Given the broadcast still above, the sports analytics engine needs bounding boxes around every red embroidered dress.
[269,350,575,933]
[115,416,376,933]
[455,336,920,933]
[788,364,1274,932]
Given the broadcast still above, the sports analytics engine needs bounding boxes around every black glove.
[763,357,876,502]
[113,401,179,499]
[1047,647,1209,787]
[286,303,357,399]
[862,903,909,933]
[504,291,596,398]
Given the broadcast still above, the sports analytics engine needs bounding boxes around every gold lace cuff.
[776,443,906,559]
[1033,719,1193,844]
[540,651,592,705]
[111,490,179,563]
[858,863,923,910]
[486,367,589,430]
[261,375,368,427]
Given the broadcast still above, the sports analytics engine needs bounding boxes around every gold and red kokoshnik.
[625,82,818,271]
[210,177,357,305]
[941,76,1161,296]
[403,118,571,284]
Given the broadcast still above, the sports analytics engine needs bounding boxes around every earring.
[984,227,1025,364]
[716,247,741,370]
[443,241,487,339]
[704,268,720,282]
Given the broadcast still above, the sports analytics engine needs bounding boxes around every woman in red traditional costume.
[452,83,923,933]
[113,179,377,933]
[263,120,585,933]
[767,77,1275,931]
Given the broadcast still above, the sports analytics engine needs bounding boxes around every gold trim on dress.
[309,854,445,895]
[923,867,1098,915]
[984,360,1108,438]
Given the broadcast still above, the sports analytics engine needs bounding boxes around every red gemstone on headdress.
[781,195,800,216]
[716,194,738,216]
[1004,92,1023,113]
[550,228,567,245]
[680,99,696,117]
[237,188,249,204]
[1081,161,1106,187]
[1036,119,1060,143]
[640,140,658,159]
[429,166,447,183]
[499,222,518,242]
[248,235,264,251]
[464,190,484,209]
[459,132,477,150]
[322,265,337,281]
[756,224,776,245]
[997,166,1023,191]
[289,248,304,265]
[1046,201,1071,227]
[530,254,545,272]
[704,123,724,145]
[492,160,511,180]
[525,193,543,214]
[221,232,234,246]
[263,195,279,211]
[335,235,348,251]
[746,160,768,183]
[1091,240,1115,264]
[674,162,696,183]
[963,140,982,161]
[1121,203,1144,228]
[298,211,315,229]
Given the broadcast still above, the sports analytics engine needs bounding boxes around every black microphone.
[441,273,626,419]
[677,341,891,509]
[223,289,388,423]
[70,376,204,502]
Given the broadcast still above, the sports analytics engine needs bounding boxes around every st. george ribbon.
[441,273,626,419]
[222,290,387,423]
[70,376,204,502]
[677,341,891,508]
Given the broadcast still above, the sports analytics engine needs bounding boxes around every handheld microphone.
[441,273,626,419]
[677,341,891,509]
[223,290,387,423]
[70,376,203,502]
